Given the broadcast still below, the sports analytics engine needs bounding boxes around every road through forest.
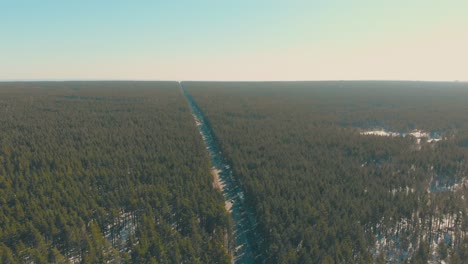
[180,82,259,264]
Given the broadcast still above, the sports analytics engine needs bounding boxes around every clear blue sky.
[1,0,467,81]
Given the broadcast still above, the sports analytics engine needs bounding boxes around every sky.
[1,0,467,81]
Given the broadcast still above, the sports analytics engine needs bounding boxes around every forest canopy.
[185,81,468,264]
[0,82,231,263]
[1,80,467,263]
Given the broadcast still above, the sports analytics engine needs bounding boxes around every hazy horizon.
[1,79,467,83]
[1,1,467,81]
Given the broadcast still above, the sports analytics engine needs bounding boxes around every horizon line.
[0,79,466,83]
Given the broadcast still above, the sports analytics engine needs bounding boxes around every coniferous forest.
[1,81,467,264]
[0,82,231,263]
[185,81,468,264]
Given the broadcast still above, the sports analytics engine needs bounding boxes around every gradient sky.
[1,0,467,81]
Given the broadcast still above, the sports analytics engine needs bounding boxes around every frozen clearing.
[361,129,443,143]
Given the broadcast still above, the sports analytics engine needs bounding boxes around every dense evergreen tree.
[186,81,468,263]
[0,82,231,263]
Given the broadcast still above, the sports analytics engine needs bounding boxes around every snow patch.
[360,129,444,145]
[361,130,400,137]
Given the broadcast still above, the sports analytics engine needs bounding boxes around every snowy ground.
[360,129,443,144]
